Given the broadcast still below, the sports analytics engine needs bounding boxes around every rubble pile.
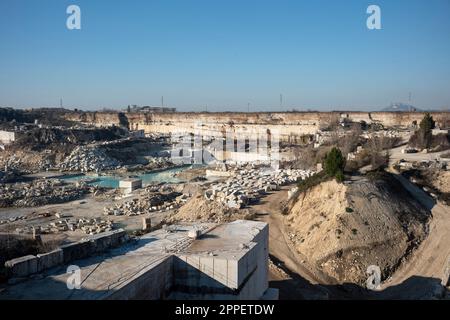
[0,215,27,225]
[104,192,188,216]
[0,179,89,207]
[205,168,314,209]
[147,157,173,168]
[144,184,175,193]
[15,217,113,235]
[59,146,120,172]
[395,159,448,171]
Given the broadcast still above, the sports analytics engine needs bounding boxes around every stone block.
[60,241,92,264]
[37,249,63,272]
[4,255,38,277]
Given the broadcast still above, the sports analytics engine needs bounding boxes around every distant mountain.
[381,103,422,112]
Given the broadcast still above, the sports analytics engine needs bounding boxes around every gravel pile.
[0,179,89,207]
[205,168,314,209]
[59,146,120,172]
[103,192,188,216]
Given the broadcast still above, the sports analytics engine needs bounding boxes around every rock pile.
[15,217,113,235]
[104,192,188,216]
[59,146,120,172]
[205,168,314,209]
[0,179,89,208]
[0,215,27,225]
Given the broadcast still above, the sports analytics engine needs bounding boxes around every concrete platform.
[0,220,272,300]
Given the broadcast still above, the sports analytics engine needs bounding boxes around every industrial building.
[0,220,276,300]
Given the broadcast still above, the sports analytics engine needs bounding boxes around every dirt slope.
[286,174,430,284]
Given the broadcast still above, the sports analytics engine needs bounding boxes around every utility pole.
[247,103,250,113]
[280,94,283,108]
[60,98,63,108]
[161,96,164,107]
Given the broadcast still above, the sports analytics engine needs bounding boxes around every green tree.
[419,112,435,133]
[324,147,346,180]
[418,113,435,148]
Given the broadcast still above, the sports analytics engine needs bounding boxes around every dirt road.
[379,170,450,298]
[389,145,448,165]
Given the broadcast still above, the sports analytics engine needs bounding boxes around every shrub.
[296,171,329,194]
[335,171,345,182]
[324,147,345,176]
[324,147,346,182]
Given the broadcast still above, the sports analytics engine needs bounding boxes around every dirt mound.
[168,192,255,223]
[286,174,430,285]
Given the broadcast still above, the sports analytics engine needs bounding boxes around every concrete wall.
[105,256,174,300]
[170,224,269,300]
[4,229,128,278]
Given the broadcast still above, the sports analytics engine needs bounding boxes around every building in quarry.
[0,220,276,300]
[127,105,176,113]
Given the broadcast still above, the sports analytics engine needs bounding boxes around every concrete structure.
[0,220,274,300]
[119,178,142,194]
[3,229,128,278]
[4,255,38,278]
[170,221,270,299]
[0,130,17,144]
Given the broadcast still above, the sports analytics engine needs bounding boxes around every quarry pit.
[0,108,449,300]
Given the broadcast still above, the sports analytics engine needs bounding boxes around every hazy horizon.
[1,0,450,111]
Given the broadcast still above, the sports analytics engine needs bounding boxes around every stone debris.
[0,215,27,225]
[103,192,189,216]
[59,145,120,172]
[204,168,314,209]
[0,179,90,208]
[15,217,113,235]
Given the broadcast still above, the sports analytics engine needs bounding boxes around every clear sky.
[0,0,449,111]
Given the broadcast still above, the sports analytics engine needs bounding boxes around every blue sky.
[0,0,449,111]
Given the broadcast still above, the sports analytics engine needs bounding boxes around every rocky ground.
[103,188,188,217]
[59,145,121,172]
[0,179,90,208]
[204,168,314,209]
[0,126,174,175]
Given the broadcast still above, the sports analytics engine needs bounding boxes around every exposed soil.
[285,174,430,285]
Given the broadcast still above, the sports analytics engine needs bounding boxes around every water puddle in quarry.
[59,165,191,188]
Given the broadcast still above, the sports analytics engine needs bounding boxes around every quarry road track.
[380,170,450,298]
[252,188,337,299]
[389,145,448,165]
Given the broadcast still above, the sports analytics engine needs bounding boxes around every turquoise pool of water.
[61,166,188,188]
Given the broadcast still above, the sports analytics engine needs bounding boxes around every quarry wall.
[65,111,450,141]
